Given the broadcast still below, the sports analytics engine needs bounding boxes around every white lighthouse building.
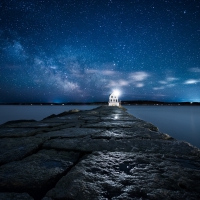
[108,91,120,106]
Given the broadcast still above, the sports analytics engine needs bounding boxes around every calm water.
[0,105,199,148]
[124,105,200,149]
[0,105,98,125]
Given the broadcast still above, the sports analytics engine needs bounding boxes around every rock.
[0,105,200,200]
[42,109,80,121]
[42,135,200,156]
[0,149,80,199]
[35,127,105,139]
[82,114,158,131]
[100,114,136,121]
[1,121,65,128]
[82,121,137,128]
[1,120,36,126]
[45,151,200,200]
[0,137,44,165]
[0,192,34,200]
[40,119,85,128]
[69,109,80,113]
[42,113,80,122]
[0,128,39,138]
[105,128,171,140]
[43,111,72,120]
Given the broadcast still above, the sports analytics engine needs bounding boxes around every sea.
[0,105,200,149]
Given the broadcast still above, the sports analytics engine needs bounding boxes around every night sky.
[0,0,200,103]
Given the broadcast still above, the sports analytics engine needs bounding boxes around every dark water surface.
[124,105,200,149]
[0,105,98,125]
[0,105,199,149]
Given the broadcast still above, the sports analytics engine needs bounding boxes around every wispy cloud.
[153,86,165,90]
[167,84,175,87]
[189,68,200,73]
[156,76,179,90]
[184,79,200,84]
[166,77,179,82]
[159,81,168,84]
[135,83,144,88]
[104,71,150,89]
[129,71,149,82]
[128,71,150,88]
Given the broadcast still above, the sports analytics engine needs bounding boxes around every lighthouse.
[108,90,120,106]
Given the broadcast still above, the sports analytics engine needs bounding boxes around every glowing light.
[113,89,120,96]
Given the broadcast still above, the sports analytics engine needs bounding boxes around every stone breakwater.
[0,106,200,200]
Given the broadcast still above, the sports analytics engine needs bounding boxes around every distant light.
[113,89,120,96]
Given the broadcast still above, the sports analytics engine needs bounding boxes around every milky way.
[0,0,200,103]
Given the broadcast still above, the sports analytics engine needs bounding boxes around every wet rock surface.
[0,192,34,200]
[45,152,200,200]
[0,150,80,199]
[0,137,44,165]
[0,106,199,200]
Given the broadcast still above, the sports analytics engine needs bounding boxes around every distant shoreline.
[0,101,200,106]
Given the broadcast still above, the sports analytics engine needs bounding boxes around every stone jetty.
[0,106,200,200]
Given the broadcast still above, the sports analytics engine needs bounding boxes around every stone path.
[0,106,200,200]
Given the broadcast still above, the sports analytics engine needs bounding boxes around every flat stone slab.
[100,115,136,121]
[41,115,81,123]
[103,128,172,140]
[0,137,44,165]
[0,128,39,138]
[1,121,65,128]
[0,192,33,200]
[82,120,159,132]
[0,150,80,199]
[45,151,200,200]
[36,127,105,139]
[42,136,200,156]
[82,121,137,128]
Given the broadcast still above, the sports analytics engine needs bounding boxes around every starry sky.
[0,0,200,103]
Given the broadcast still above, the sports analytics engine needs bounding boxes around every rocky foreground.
[0,106,200,200]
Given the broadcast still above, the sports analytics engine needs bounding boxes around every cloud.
[127,71,150,88]
[159,77,179,84]
[184,79,200,84]
[166,84,175,87]
[155,76,179,90]
[153,86,165,90]
[159,81,168,84]
[166,77,179,82]
[129,71,149,82]
[135,83,144,88]
[118,79,130,86]
[189,68,200,73]
[50,66,57,69]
